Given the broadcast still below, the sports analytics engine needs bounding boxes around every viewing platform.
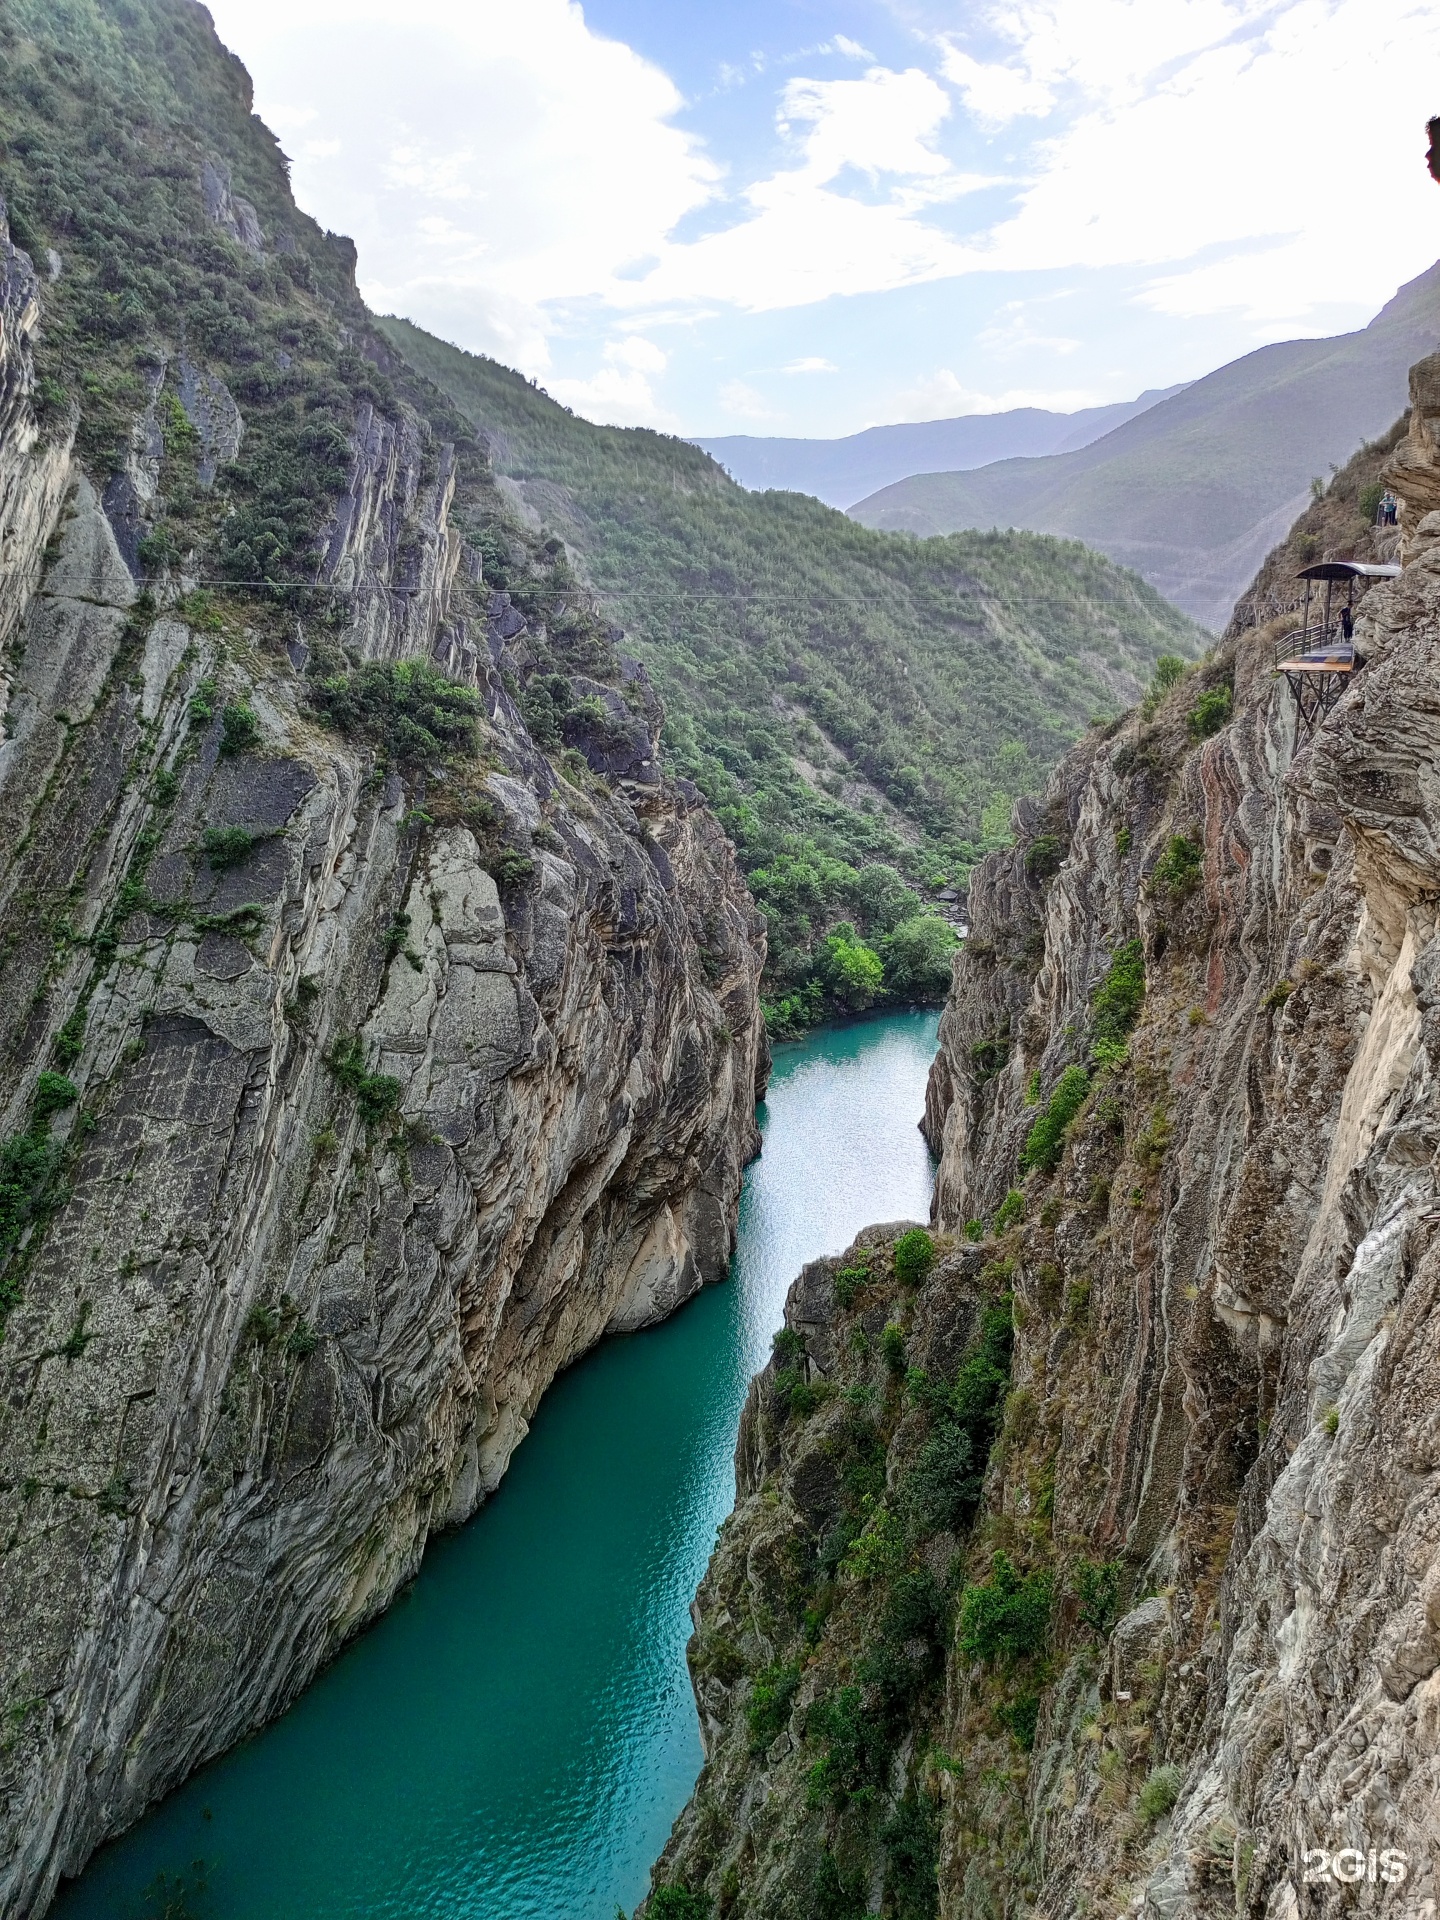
[1274,558,1400,737]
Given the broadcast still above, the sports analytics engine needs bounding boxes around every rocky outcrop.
[646,361,1440,1920]
[0,235,765,1919]
[0,200,74,720]
[911,413,1440,1918]
[1383,349,1440,554]
[319,401,464,666]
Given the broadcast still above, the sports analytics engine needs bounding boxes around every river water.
[54,1009,940,1920]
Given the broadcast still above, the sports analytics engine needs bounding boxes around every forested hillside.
[380,320,1203,1023]
[0,0,1200,1033]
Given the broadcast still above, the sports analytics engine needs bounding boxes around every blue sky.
[206,0,1440,439]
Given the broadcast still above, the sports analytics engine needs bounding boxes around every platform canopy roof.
[1296,560,1402,581]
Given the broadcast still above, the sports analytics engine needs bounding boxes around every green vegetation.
[381,318,1202,1023]
[219,701,259,757]
[325,1037,402,1128]
[746,1659,802,1753]
[0,1070,80,1327]
[957,1552,1052,1664]
[646,1885,713,1920]
[1137,1764,1183,1823]
[882,1792,941,1919]
[1073,1558,1124,1634]
[1153,834,1203,899]
[1187,684,1232,740]
[1024,833,1064,883]
[994,1188,1025,1231]
[1090,939,1145,1062]
[308,659,484,766]
[201,826,260,871]
[898,1298,1012,1537]
[996,1691,1042,1751]
[1020,1065,1091,1174]
[832,1259,871,1309]
[892,1229,935,1288]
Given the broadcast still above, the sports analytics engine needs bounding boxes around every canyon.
[645,357,1440,1920]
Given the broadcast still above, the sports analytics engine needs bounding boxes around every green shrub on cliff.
[1137,1764,1183,1823]
[647,1885,713,1920]
[308,659,483,765]
[1091,939,1145,1054]
[746,1659,802,1754]
[893,1229,935,1288]
[882,1791,941,1920]
[326,1037,402,1128]
[1186,684,1232,740]
[1020,1065,1091,1174]
[957,1553,1052,1664]
[1073,1557,1124,1634]
[1153,834,1203,899]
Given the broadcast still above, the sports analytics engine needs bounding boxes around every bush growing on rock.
[1073,1558,1123,1634]
[1020,1066,1090,1174]
[994,1188,1024,1231]
[309,659,483,765]
[1152,834,1203,899]
[893,1229,935,1288]
[1137,1764,1183,1823]
[647,1884,713,1920]
[958,1552,1052,1664]
[745,1659,802,1754]
[1091,939,1145,1054]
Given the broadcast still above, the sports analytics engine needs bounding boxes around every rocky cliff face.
[0,196,765,1917]
[646,363,1440,1920]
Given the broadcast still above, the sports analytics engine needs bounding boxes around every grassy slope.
[851,266,1440,630]
[379,319,1203,1010]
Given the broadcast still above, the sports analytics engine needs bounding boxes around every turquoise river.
[55,1009,941,1920]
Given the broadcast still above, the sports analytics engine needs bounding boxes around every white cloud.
[946,0,1440,323]
[547,334,674,428]
[939,48,1055,127]
[779,67,952,184]
[628,66,993,312]
[893,368,1106,421]
[204,0,719,378]
[782,357,838,374]
[719,380,781,420]
[203,0,1440,431]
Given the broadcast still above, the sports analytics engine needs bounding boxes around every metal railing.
[1273,622,1355,670]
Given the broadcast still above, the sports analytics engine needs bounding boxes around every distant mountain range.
[694,388,1186,509]
[848,264,1440,629]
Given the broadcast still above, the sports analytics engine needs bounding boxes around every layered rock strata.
[0,219,765,1918]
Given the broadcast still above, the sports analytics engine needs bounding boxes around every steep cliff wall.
[0,171,765,1920]
[644,363,1440,1920]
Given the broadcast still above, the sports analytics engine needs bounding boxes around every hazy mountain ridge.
[850,266,1440,629]
[695,386,1185,509]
